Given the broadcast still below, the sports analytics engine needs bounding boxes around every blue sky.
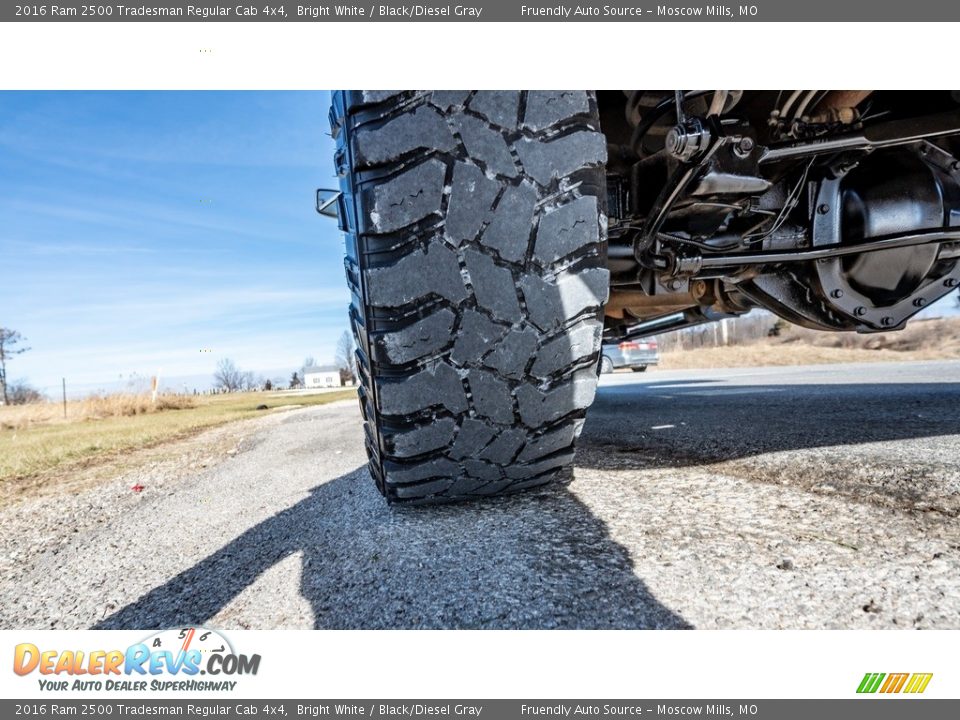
[1,91,349,396]
[2,92,958,397]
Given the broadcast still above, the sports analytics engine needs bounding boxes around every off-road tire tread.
[332,90,608,503]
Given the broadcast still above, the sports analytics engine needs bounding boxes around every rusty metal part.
[691,279,754,315]
[818,90,873,111]
[808,107,860,125]
[604,290,696,319]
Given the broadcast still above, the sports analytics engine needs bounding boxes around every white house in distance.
[302,365,342,389]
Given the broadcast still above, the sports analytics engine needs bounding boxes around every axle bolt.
[830,289,844,298]
[881,317,894,326]
[817,204,830,215]
[945,278,959,288]
[666,120,711,162]
[733,136,755,158]
[854,306,867,317]
[913,298,927,307]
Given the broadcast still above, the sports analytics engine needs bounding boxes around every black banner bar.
[2,700,959,719]
[2,1,958,22]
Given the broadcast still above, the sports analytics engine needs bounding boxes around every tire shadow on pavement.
[588,378,960,462]
[580,379,960,514]
[94,466,690,630]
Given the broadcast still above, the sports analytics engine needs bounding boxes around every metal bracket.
[760,109,960,165]
[635,132,730,260]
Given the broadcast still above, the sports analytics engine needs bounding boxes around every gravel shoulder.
[1,361,958,630]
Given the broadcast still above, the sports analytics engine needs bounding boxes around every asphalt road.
[1,360,958,629]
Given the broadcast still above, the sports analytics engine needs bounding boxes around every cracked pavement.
[1,360,958,629]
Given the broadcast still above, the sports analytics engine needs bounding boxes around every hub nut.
[666,119,711,163]
[733,136,755,158]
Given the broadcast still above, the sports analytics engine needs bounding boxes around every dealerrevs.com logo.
[857,673,933,694]
[13,627,260,692]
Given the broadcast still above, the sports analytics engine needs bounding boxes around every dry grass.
[778,317,960,354]
[0,389,356,486]
[659,317,960,370]
[0,393,196,431]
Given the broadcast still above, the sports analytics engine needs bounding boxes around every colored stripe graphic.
[857,672,932,694]
[857,673,885,693]
[904,673,933,694]
[880,673,909,693]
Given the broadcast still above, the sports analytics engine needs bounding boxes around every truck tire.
[330,91,609,503]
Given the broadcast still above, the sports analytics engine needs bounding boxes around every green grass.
[0,390,356,484]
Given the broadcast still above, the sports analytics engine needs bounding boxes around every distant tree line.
[0,327,39,405]
[655,312,778,352]
[335,330,357,385]
[211,329,358,393]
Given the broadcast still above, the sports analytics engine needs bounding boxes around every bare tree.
[6,380,43,405]
[289,371,302,389]
[335,330,357,383]
[301,355,316,375]
[0,327,30,405]
[213,358,245,392]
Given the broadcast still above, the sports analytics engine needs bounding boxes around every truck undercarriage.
[330,90,960,502]
[597,91,960,341]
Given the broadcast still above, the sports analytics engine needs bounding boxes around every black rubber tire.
[632,366,648,372]
[599,356,614,374]
[330,91,609,503]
